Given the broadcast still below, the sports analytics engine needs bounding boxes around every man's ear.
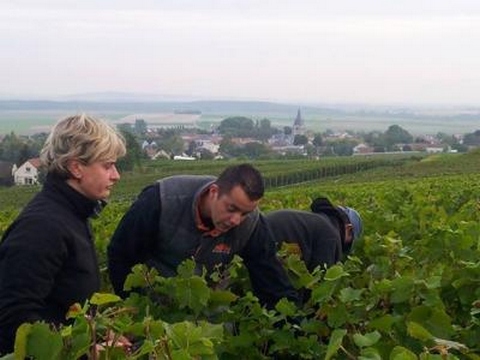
[209,184,220,198]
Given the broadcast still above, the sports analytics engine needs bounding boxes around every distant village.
[0,109,478,187]
[133,108,467,162]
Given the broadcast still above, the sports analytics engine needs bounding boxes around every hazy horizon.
[0,98,479,136]
[2,1,480,106]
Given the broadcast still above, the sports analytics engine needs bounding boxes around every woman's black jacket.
[0,174,101,354]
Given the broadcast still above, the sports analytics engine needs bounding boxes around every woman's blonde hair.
[40,114,126,177]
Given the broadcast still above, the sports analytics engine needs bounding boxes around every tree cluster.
[362,125,414,152]
[217,117,278,141]
[0,132,47,165]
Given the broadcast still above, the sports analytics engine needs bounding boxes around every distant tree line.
[0,128,142,172]
[0,117,474,169]
[217,116,279,141]
[0,132,47,166]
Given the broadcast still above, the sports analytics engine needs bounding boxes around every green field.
[1,107,479,136]
[0,154,420,210]
[0,110,133,134]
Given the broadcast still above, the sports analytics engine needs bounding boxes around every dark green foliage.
[0,132,44,165]
[312,133,323,147]
[116,130,143,172]
[218,117,255,138]
[256,118,278,142]
[293,135,308,146]
[2,153,480,358]
[384,124,414,145]
[463,130,480,146]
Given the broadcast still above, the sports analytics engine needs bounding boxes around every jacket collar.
[43,173,105,219]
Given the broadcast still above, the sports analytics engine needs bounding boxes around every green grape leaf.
[275,298,297,317]
[407,321,434,341]
[25,323,63,360]
[391,276,414,303]
[13,323,32,360]
[353,330,381,348]
[359,346,382,360]
[325,329,347,360]
[90,292,121,306]
[368,314,397,332]
[339,287,365,303]
[390,346,418,360]
[310,281,336,304]
[170,349,191,360]
[209,289,238,306]
[327,303,349,327]
[324,264,349,281]
[175,277,210,313]
[123,264,158,291]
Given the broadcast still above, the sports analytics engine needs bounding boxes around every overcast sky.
[2,0,480,105]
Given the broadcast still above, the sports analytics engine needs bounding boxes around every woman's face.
[67,160,121,200]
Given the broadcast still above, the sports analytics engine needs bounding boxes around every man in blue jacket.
[266,197,363,272]
[107,163,299,308]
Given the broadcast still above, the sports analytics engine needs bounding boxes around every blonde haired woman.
[0,114,126,354]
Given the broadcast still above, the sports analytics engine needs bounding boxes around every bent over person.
[266,197,363,272]
[107,164,299,308]
[0,114,126,355]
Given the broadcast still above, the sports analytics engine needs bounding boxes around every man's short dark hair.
[215,163,264,200]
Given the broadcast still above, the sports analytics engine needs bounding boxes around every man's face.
[344,223,354,244]
[208,184,259,233]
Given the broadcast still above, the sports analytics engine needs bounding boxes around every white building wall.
[14,161,39,185]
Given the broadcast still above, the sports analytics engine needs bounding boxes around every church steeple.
[292,108,305,136]
[294,108,303,127]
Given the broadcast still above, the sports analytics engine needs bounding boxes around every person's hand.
[94,330,132,356]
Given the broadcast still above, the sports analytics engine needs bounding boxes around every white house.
[14,158,42,185]
[173,155,196,161]
[353,143,373,154]
[425,146,444,154]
